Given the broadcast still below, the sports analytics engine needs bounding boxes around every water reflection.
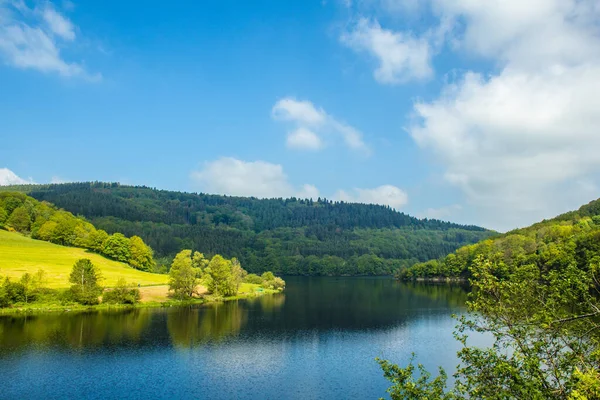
[0,279,471,400]
[0,279,467,352]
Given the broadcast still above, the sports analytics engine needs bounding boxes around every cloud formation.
[0,0,98,79]
[190,157,319,199]
[286,127,324,151]
[0,167,33,185]
[349,0,600,230]
[340,18,433,84]
[335,185,408,209]
[191,158,407,210]
[272,97,371,155]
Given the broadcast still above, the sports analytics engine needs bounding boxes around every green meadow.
[0,230,168,288]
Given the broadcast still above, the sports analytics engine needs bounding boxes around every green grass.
[0,230,168,288]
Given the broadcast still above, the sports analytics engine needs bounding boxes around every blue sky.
[1,0,600,231]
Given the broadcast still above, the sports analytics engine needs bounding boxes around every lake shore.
[0,283,282,315]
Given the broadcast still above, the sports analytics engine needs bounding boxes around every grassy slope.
[0,230,168,288]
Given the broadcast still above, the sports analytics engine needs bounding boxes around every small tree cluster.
[102,278,141,304]
[0,269,47,307]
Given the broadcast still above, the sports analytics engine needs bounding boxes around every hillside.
[0,230,167,288]
[1,182,494,276]
[401,197,600,279]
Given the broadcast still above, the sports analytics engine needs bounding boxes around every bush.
[261,276,286,291]
[244,273,263,284]
[0,278,25,306]
[261,271,275,281]
[102,279,141,305]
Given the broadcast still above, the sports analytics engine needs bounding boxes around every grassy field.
[0,230,168,288]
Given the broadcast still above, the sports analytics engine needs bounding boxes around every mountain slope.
[0,230,167,288]
[2,182,495,276]
[401,197,600,279]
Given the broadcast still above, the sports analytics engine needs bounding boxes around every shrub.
[244,273,263,284]
[261,276,286,291]
[103,279,141,305]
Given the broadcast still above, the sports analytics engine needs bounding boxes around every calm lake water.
[0,277,473,399]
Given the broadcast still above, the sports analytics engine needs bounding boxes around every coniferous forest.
[1,182,493,275]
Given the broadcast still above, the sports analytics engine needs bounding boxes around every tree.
[6,206,31,232]
[230,258,247,292]
[88,229,109,252]
[19,273,34,304]
[206,255,237,296]
[129,235,155,271]
[379,257,600,399]
[0,206,8,226]
[102,233,131,263]
[168,250,199,300]
[69,259,103,305]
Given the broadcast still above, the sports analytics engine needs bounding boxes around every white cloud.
[0,168,33,185]
[286,127,324,151]
[340,18,433,84]
[272,97,371,155]
[394,0,600,230]
[335,185,408,209]
[272,98,326,125]
[420,204,462,220]
[42,6,75,41]
[0,1,98,79]
[297,184,320,199]
[191,159,408,207]
[191,157,319,199]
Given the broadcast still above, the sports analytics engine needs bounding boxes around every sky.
[1,0,599,232]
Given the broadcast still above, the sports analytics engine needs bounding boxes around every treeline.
[0,192,156,272]
[1,183,494,276]
[400,197,600,280]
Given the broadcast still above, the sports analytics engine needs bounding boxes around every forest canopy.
[0,182,494,276]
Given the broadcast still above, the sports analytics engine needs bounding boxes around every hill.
[1,182,494,276]
[401,197,600,279]
[0,230,167,288]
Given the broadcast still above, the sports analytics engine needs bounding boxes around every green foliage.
[129,235,155,271]
[0,278,25,306]
[102,233,131,263]
[6,206,31,232]
[102,278,141,304]
[205,255,237,296]
[381,257,600,399]
[0,192,156,271]
[168,250,199,300]
[378,355,454,400]
[382,200,600,398]
[261,271,275,281]
[2,182,493,276]
[69,259,103,305]
[261,276,285,290]
[0,206,8,226]
[244,273,263,284]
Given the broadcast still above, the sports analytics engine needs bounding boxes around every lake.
[0,277,473,399]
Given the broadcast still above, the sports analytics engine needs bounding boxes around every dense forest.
[1,182,493,276]
[400,197,600,280]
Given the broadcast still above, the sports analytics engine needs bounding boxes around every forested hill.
[401,197,600,279]
[2,182,493,276]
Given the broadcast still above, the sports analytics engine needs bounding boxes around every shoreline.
[0,287,282,315]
